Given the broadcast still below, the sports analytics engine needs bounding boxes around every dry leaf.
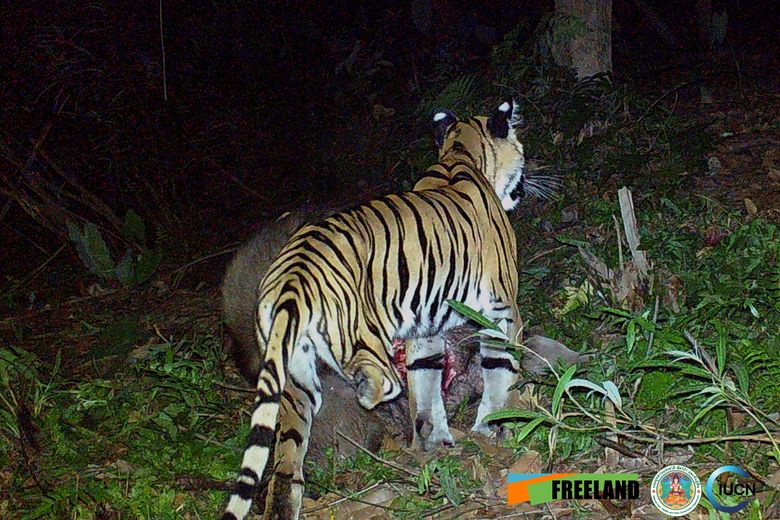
[744,197,758,215]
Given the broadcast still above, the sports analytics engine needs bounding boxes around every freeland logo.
[507,473,640,505]
[552,478,640,499]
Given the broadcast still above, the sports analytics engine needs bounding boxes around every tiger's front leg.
[264,345,321,519]
[406,336,454,451]
[472,300,520,437]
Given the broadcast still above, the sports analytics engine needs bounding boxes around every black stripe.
[398,242,409,297]
[450,171,476,185]
[221,513,239,520]
[290,376,317,406]
[239,467,260,483]
[234,480,257,500]
[421,169,449,181]
[397,195,428,253]
[481,357,518,373]
[279,428,304,446]
[407,354,444,371]
[247,424,276,447]
[253,388,281,405]
[281,390,309,423]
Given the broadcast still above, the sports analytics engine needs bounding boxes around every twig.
[214,381,255,393]
[19,244,65,288]
[663,433,777,445]
[617,187,650,277]
[612,214,624,267]
[0,198,11,223]
[335,430,420,478]
[306,481,412,514]
[525,245,566,264]
[159,0,167,102]
[170,244,241,289]
[169,245,240,276]
[637,79,698,123]
[302,482,384,514]
[593,436,646,460]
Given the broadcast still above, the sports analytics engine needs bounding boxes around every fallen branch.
[617,187,650,277]
[336,430,420,478]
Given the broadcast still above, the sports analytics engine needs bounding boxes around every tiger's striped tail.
[221,298,301,520]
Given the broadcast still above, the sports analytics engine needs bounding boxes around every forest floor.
[2,65,780,520]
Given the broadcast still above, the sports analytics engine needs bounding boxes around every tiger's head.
[432,99,526,210]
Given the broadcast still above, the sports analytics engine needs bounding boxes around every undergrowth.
[0,334,245,518]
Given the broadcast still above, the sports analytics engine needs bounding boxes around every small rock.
[560,205,579,225]
[522,335,590,375]
[706,156,722,176]
[744,197,758,216]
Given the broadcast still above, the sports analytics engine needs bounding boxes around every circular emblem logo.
[651,465,702,516]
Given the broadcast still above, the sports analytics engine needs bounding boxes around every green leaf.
[732,364,749,395]
[66,220,81,242]
[689,394,725,427]
[114,251,135,287]
[602,380,623,409]
[566,378,605,395]
[514,417,545,443]
[677,366,715,379]
[133,249,161,285]
[665,350,703,364]
[626,320,636,354]
[599,307,633,319]
[552,365,577,417]
[713,321,726,376]
[82,222,114,278]
[446,300,500,331]
[479,328,510,341]
[438,467,460,506]
[484,409,546,423]
[555,236,590,247]
[67,221,115,279]
[122,209,146,244]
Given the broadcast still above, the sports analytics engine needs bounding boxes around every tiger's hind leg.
[264,342,321,519]
[406,336,454,451]
[472,300,520,437]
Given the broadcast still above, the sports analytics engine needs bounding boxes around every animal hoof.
[423,429,455,452]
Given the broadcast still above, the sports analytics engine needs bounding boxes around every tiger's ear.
[487,99,521,139]
[432,109,457,148]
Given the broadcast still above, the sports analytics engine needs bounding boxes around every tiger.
[221,99,527,520]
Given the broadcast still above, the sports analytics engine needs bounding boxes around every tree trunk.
[552,0,612,79]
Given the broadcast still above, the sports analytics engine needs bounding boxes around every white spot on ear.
[433,112,448,122]
[498,101,511,113]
